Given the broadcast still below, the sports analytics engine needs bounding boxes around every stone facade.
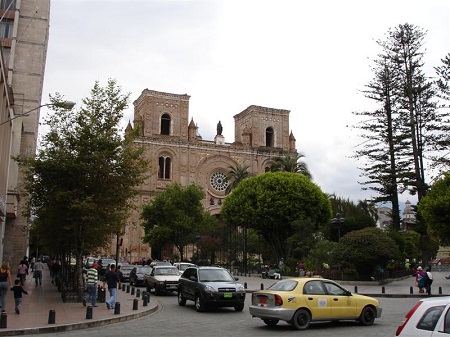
[1,0,50,267]
[106,89,297,262]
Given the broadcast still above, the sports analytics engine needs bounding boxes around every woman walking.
[0,261,13,312]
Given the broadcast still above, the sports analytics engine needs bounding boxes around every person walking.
[10,279,28,314]
[415,266,426,293]
[83,263,98,307]
[0,261,12,312]
[33,258,44,287]
[17,260,28,286]
[102,264,121,310]
[424,268,433,296]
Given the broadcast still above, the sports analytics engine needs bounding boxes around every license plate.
[224,292,232,298]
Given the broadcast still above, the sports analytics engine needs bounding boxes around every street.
[22,281,421,337]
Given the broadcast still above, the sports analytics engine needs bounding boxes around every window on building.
[161,113,171,135]
[0,19,13,39]
[0,0,15,10]
[266,127,274,147]
[158,156,171,179]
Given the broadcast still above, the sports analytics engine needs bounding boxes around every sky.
[40,0,450,205]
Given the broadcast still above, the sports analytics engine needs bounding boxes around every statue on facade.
[217,121,223,135]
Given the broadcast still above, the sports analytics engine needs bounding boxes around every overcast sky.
[40,0,450,205]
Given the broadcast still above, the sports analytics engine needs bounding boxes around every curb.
[0,302,161,336]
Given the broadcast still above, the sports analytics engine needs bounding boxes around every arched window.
[161,113,171,135]
[266,127,274,147]
[158,156,171,179]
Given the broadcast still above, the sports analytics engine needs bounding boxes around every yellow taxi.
[249,277,382,330]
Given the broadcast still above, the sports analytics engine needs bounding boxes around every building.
[376,206,392,229]
[0,0,50,266]
[106,89,297,262]
[401,200,416,231]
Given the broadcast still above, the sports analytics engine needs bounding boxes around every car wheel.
[195,294,206,312]
[292,309,311,330]
[178,291,186,306]
[263,319,279,327]
[234,303,244,312]
[359,306,376,326]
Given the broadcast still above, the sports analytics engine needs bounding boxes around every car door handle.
[333,298,339,301]
[307,297,313,300]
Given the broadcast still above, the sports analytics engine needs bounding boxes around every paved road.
[20,274,444,337]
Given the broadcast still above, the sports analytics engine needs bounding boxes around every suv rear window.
[416,305,445,331]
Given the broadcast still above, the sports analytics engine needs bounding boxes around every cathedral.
[107,89,298,262]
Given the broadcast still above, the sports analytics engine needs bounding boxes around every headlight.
[204,285,215,293]
[236,284,245,292]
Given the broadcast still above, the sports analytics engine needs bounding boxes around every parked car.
[173,262,196,274]
[249,277,382,330]
[177,266,246,312]
[144,265,181,294]
[130,266,153,287]
[118,263,134,282]
[84,257,97,268]
[150,260,172,267]
[395,296,450,336]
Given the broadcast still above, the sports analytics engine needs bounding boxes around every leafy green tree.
[16,79,149,300]
[141,183,218,260]
[325,196,376,241]
[307,239,339,271]
[336,227,402,280]
[269,153,311,179]
[419,173,450,245]
[221,172,331,264]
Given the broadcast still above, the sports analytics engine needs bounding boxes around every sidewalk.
[0,266,159,336]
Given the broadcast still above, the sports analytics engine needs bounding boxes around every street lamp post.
[0,100,76,126]
[331,213,345,241]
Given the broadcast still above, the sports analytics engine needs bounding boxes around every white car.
[395,296,450,336]
[144,265,181,294]
[173,262,196,274]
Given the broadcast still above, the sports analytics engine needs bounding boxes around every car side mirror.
[234,276,239,281]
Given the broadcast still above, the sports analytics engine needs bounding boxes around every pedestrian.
[50,260,61,284]
[0,261,13,312]
[415,266,426,293]
[33,258,44,287]
[83,263,98,307]
[438,260,442,272]
[424,268,433,296]
[102,264,121,310]
[17,260,28,286]
[10,279,28,314]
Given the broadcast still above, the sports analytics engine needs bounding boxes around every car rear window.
[416,305,445,331]
[267,280,298,291]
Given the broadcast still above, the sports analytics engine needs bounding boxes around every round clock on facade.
[210,171,229,192]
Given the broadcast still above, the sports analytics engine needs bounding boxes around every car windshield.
[154,267,179,275]
[138,267,152,274]
[198,269,234,282]
[267,280,298,291]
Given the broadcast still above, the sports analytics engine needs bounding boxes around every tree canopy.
[221,171,331,263]
[419,173,450,245]
[15,79,149,299]
[141,183,218,261]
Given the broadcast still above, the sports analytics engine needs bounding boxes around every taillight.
[274,294,283,306]
[395,301,423,336]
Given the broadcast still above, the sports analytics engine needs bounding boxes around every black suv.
[177,266,246,312]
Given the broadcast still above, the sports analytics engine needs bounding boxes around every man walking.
[83,263,98,307]
[102,264,121,310]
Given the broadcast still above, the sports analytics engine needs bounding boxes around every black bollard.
[0,312,6,328]
[86,306,93,319]
[382,286,385,294]
[354,286,358,293]
[410,286,413,294]
[114,302,121,315]
[48,310,55,324]
[136,289,141,298]
[260,283,264,290]
[143,293,148,306]
[122,283,125,291]
[439,286,443,295]
[244,282,247,289]
[126,285,130,293]
[131,287,135,296]
[133,298,139,310]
